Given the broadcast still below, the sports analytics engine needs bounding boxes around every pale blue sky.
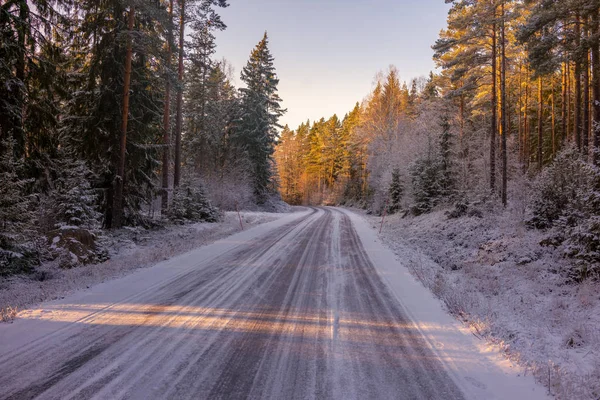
[214,0,451,129]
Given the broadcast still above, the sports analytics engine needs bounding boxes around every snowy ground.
[0,207,549,400]
[0,211,283,321]
[367,207,600,400]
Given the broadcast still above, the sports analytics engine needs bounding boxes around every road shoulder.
[338,207,550,400]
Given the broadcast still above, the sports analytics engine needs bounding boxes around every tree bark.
[575,15,582,151]
[525,68,530,170]
[162,0,174,211]
[500,1,508,206]
[551,78,556,157]
[174,0,185,188]
[518,62,523,163]
[490,18,497,193]
[562,61,567,145]
[113,5,135,229]
[592,9,600,165]
[538,77,543,170]
[583,24,590,158]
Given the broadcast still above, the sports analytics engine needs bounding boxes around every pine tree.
[388,168,404,214]
[0,139,36,276]
[168,175,219,224]
[60,0,169,228]
[237,32,286,201]
[49,157,100,229]
[438,114,455,198]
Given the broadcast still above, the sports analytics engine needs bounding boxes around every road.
[0,208,466,399]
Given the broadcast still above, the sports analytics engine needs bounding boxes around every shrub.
[168,178,219,224]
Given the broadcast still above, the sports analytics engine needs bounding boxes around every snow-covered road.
[0,208,548,400]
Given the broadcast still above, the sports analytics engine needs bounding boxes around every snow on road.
[0,207,548,399]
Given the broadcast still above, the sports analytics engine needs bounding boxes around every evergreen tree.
[438,114,455,197]
[0,139,36,276]
[410,156,442,216]
[237,32,286,201]
[48,156,100,229]
[60,0,169,228]
[388,168,404,214]
[168,176,219,224]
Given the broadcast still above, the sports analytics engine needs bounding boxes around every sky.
[214,0,451,130]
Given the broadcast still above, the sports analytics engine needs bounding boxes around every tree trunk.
[490,19,497,193]
[518,62,523,163]
[575,15,582,151]
[500,1,508,206]
[13,0,28,157]
[112,5,135,229]
[538,77,543,170]
[551,79,556,157]
[174,0,185,188]
[562,61,567,145]
[162,0,174,211]
[525,68,530,170]
[592,9,600,165]
[583,27,590,158]
[568,61,572,141]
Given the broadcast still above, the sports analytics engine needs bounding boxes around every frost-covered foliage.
[48,157,100,229]
[409,114,456,216]
[387,168,404,214]
[527,147,586,229]
[0,140,38,276]
[528,146,600,280]
[168,178,219,224]
[410,157,443,215]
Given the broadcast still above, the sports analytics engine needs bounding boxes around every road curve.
[0,207,465,400]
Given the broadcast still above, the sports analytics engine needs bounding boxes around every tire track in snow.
[0,207,465,400]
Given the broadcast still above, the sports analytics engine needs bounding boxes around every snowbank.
[0,211,294,320]
[365,207,600,399]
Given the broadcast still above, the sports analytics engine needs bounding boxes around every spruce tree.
[237,32,286,201]
[438,114,454,198]
[388,168,404,214]
[0,139,36,276]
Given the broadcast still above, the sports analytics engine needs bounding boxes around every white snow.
[0,209,313,353]
[0,210,298,319]
[340,208,551,400]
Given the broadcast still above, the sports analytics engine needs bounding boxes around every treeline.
[0,0,284,276]
[275,0,600,280]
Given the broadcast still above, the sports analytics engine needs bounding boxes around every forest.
[0,0,285,276]
[275,0,600,281]
[2,0,600,283]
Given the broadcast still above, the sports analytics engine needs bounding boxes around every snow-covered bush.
[0,139,38,276]
[36,155,106,268]
[168,178,219,224]
[527,146,588,229]
[48,157,101,229]
[528,146,600,280]
[410,156,443,215]
[387,168,404,214]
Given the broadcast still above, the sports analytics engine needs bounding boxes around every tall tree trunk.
[568,61,572,141]
[551,78,556,157]
[490,19,497,192]
[562,61,567,145]
[162,0,174,211]
[174,0,185,188]
[13,0,28,157]
[575,15,582,151]
[538,77,543,170]
[500,1,508,206]
[592,9,600,165]
[113,5,135,229]
[525,68,530,170]
[518,62,523,163]
[583,27,590,158]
